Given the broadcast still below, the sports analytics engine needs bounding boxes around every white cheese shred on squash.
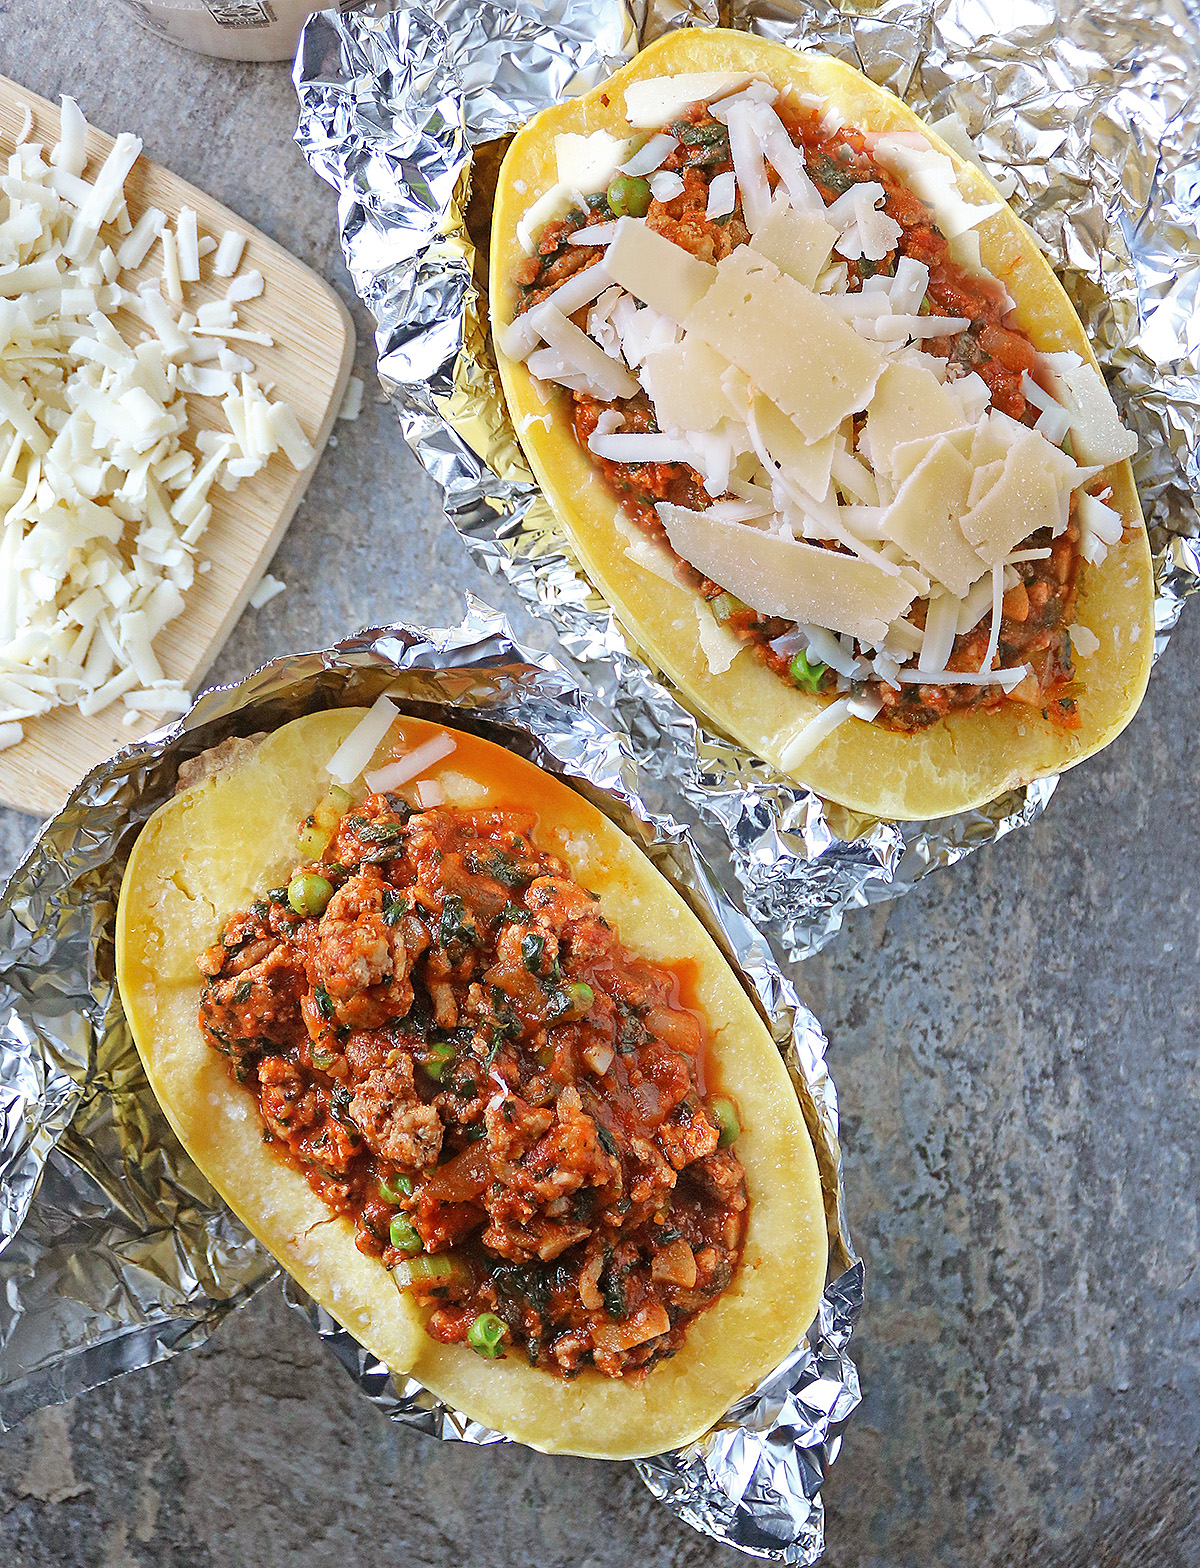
[363,729,456,794]
[326,695,400,785]
[0,97,318,742]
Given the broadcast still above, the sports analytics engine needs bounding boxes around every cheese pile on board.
[0,97,316,753]
[502,71,1138,763]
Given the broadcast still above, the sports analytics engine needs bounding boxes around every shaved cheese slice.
[1077,491,1124,565]
[967,458,1004,508]
[643,336,732,432]
[589,431,696,463]
[750,205,837,288]
[649,170,685,202]
[959,429,1067,564]
[889,427,973,487]
[657,502,916,642]
[684,249,884,441]
[779,688,882,772]
[514,131,635,253]
[1071,623,1100,657]
[1043,360,1138,465]
[603,217,716,324]
[751,393,836,498]
[917,589,960,671]
[880,437,984,599]
[969,408,1026,468]
[865,360,975,482]
[706,172,736,220]
[624,72,751,127]
[726,101,772,232]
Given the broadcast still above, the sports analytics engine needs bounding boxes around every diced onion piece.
[415,778,445,808]
[364,730,457,793]
[326,695,399,784]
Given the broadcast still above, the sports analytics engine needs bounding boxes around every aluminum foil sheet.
[293,0,1200,961]
[0,602,860,1562]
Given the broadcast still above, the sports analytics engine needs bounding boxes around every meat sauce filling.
[197,791,746,1380]
[513,100,1092,733]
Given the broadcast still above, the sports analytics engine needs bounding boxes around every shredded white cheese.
[0,97,319,746]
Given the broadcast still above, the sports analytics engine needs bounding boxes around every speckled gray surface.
[2,6,1198,1565]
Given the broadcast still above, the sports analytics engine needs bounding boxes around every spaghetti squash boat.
[491,29,1154,820]
[115,704,827,1459]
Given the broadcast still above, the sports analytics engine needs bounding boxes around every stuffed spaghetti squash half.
[115,706,827,1459]
[491,29,1153,820]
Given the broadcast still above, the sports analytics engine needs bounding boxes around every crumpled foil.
[0,602,861,1563]
[293,0,1200,962]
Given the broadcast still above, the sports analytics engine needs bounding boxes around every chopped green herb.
[521,932,545,972]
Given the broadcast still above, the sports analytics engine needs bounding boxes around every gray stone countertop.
[2,6,1198,1565]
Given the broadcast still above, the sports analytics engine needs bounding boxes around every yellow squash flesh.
[115,708,827,1459]
[490,29,1154,821]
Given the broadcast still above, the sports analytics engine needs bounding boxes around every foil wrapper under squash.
[0,604,860,1563]
[293,0,1200,963]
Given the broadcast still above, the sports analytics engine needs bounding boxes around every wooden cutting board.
[0,77,355,818]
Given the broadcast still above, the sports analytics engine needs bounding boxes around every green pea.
[788,650,828,694]
[379,1172,413,1203]
[709,1096,741,1148]
[420,1040,457,1081]
[288,872,333,917]
[467,1312,507,1359]
[563,980,594,1017]
[607,172,652,218]
[389,1214,423,1255]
